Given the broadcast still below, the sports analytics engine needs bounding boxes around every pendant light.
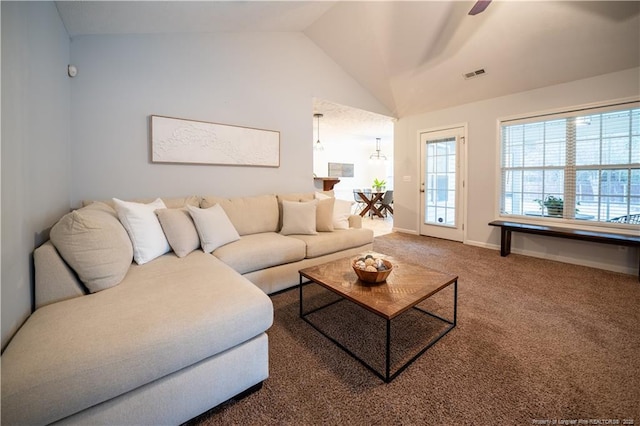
[369,138,387,161]
[313,113,324,152]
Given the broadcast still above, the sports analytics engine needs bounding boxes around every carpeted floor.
[187,232,640,425]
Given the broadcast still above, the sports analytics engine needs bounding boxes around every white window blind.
[500,101,640,228]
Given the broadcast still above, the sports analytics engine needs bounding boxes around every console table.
[489,220,640,280]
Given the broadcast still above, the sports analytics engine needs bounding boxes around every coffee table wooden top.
[299,252,458,320]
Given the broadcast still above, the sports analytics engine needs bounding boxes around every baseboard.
[465,239,636,276]
[391,227,419,235]
[464,240,499,250]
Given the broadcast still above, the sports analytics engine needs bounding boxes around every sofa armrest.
[348,215,363,229]
[34,241,86,309]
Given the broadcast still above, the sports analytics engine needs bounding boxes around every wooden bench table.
[488,220,640,280]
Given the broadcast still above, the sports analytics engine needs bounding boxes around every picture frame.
[150,115,280,167]
[328,162,354,178]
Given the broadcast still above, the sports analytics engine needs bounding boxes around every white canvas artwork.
[151,115,280,167]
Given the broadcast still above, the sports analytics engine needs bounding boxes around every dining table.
[357,191,386,218]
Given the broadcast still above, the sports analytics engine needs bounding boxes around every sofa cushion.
[50,202,133,293]
[34,241,86,308]
[0,252,273,426]
[280,200,318,236]
[213,232,306,274]
[113,198,171,265]
[156,208,200,257]
[82,196,201,209]
[277,192,315,203]
[187,204,240,253]
[200,194,278,236]
[288,228,375,258]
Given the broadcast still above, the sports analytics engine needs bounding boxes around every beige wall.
[394,68,640,275]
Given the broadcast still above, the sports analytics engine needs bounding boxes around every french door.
[419,127,466,242]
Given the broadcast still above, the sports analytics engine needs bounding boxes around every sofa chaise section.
[1,252,273,425]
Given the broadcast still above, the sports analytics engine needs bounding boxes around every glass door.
[420,127,465,242]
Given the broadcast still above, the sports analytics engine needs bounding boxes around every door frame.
[417,124,468,242]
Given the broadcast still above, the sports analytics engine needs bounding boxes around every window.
[500,101,640,228]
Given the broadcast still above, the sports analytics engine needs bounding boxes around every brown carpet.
[187,233,640,425]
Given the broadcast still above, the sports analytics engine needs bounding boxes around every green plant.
[372,178,386,191]
[535,195,563,217]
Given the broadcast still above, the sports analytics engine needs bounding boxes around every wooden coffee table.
[298,252,458,382]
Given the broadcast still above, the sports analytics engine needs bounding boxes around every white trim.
[497,96,640,125]
[495,98,640,233]
[464,240,499,250]
[392,227,419,235]
[495,118,504,227]
[417,123,468,243]
[464,239,636,276]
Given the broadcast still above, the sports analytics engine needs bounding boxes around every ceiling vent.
[463,68,486,80]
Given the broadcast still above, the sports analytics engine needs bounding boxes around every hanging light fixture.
[313,113,324,152]
[369,137,387,161]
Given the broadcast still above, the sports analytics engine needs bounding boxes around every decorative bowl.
[352,257,393,283]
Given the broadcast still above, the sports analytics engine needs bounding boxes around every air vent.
[463,68,486,80]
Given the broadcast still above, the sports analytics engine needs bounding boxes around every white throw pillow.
[280,200,318,235]
[187,204,240,253]
[333,199,354,229]
[112,198,171,265]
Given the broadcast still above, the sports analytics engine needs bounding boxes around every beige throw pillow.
[315,191,352,230]
[315,197,335,232]
[156,208,200,258]
[50,202,133,293]
[187,204,240,253]
[280,200,318,235]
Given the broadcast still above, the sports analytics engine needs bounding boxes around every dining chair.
[352,189,366,214]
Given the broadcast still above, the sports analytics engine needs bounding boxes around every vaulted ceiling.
[56,0,640,122]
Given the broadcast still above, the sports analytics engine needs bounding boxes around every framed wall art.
[150,115,280,167]
[328,162,354,178]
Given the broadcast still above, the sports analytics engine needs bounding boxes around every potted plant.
[535,195,563,217]
[372,178,386,192]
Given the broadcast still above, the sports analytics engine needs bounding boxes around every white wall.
[394,68,640,275]
[313,135,393,201]
[1,2,72,349]
[69,32,390,205]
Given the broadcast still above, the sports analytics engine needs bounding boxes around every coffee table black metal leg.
[299,274,303,317]
[453,279,458,326]
[385,319,391,382]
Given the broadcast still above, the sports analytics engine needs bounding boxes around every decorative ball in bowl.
[352,255,393,283]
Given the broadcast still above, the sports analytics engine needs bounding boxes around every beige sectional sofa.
[1,191,374,425]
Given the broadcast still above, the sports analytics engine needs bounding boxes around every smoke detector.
[463,68,486,80]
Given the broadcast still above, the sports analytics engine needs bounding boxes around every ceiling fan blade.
[469,0,492,15]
